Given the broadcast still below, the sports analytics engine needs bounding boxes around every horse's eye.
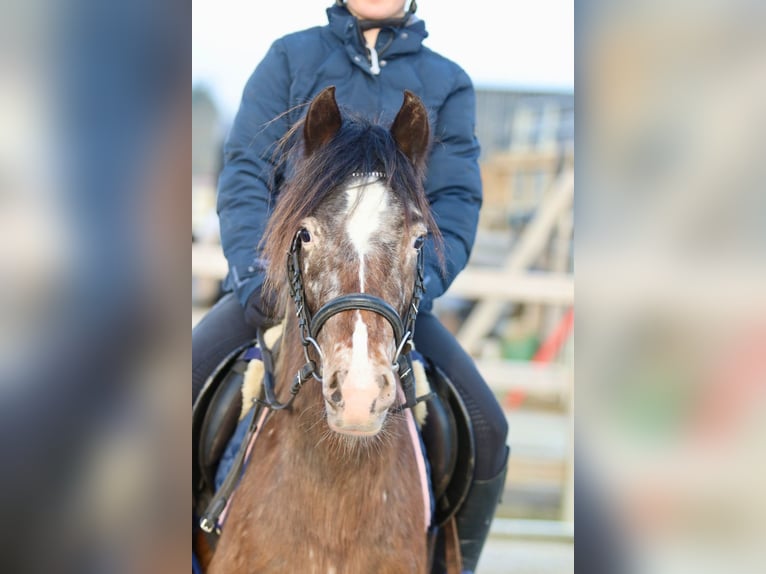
[299,228,312,243]
[413,235,425,250]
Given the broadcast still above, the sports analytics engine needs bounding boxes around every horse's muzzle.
[323,367,396,435]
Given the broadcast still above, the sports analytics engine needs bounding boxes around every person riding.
[192,1,509,571]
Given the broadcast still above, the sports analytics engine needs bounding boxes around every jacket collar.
[326,4,427,56]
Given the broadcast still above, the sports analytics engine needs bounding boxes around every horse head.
[264,86,437,437]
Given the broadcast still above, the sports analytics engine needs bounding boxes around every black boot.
[455,447,510,572]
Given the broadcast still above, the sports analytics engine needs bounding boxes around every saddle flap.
[421,389,457,501]
[193,343,251,504]
[421,362,476,527]
[199,362,245,486]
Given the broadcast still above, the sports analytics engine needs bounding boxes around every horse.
[196,86,443,573]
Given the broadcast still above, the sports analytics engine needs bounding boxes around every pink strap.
[405,407,432,531]
[218,408,269,527]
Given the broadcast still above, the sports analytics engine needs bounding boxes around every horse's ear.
[390,90,430,166]
[304,86,342,156]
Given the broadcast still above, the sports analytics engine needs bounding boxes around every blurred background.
[193,1,574,572]
[577,2,766,572]
[2,0,763,572]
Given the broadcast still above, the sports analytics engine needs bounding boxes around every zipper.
[368,43,381,75]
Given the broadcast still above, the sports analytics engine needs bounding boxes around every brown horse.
[200,87,441,573]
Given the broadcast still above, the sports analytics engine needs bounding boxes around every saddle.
[192,341,476,537]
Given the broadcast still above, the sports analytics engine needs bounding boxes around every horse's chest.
[213,432,426,573]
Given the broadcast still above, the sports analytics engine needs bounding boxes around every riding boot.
[454,446,510,573]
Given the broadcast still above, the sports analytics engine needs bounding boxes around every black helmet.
[335,0,418,30]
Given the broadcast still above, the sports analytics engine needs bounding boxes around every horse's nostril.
[378,373,392,390]
[325,372,347,407]
[328,370,344,391]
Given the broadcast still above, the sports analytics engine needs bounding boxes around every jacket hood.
[326,3,428,57]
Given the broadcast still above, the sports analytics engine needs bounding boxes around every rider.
[192,1,509,571]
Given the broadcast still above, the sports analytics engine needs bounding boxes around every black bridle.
[257,226,426,411]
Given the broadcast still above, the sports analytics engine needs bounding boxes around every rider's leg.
[413,310,509,573]
[192,292,258,404]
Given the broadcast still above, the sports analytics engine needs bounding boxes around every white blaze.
[344,178,389,403]
[345,178,388,292]
[349,315,373,387]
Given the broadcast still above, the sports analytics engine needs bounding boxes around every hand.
[244,289,280,330]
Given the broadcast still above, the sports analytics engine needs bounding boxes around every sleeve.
[421,72,482,308]
[216,39,292,307]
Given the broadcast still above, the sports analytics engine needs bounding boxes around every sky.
[192,0,574,122]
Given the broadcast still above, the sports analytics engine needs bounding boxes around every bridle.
[257,221,427,412]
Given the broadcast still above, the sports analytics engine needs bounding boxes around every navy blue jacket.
[217,4,482,312]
